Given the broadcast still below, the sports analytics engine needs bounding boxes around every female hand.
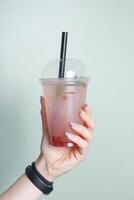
[35,96,95,182]
[0,96,95,200]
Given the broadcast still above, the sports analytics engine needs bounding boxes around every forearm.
[0,155,54,200]
[0,174,42,200]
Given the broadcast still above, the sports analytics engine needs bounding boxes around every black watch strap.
[25,164,53,195]
[32,162,53,186]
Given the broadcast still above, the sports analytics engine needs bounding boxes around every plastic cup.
[40,59,90,147]
[40,77,89,147]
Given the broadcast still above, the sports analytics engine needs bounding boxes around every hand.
[35,96,95,182]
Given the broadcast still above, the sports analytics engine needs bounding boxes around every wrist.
[35,154,55,182]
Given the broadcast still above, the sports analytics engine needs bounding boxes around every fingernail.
[65,132,74,139]
[67,142,74,147]
[70,122,81,129]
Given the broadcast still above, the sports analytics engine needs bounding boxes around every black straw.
[58,32,68,78]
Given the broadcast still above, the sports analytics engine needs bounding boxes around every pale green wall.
[0,0,134,199]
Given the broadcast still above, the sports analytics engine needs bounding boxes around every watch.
[25,162,53,195]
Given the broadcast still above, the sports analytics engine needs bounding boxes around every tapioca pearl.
[54,136,60,145]
[52,136,56,145]
[52,136,55,142]
[57,137,65,147]
[59,140,64,146]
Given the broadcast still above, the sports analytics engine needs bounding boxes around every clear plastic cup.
[40,59,90,147]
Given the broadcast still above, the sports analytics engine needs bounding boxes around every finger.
[65,132,90,154]
[81,104,92,116]
[40,96,45,113]
[40,96,48,128]
[40,96,49,143]
[70,122,92,141]
[80,110,95,130]
[40,96,46,131]
[84,104,92,116]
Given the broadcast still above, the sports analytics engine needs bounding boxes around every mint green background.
[0,0,134,199]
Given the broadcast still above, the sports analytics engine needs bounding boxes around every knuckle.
[89,108,92,115]
[86,105,92,115]
[82,141,88,149]
[79,124,84,130]
[85,113,90,121]
[86,116,91,125]
[85,129,91,139]
[74,136,79,142]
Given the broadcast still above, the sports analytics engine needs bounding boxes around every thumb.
[40,96,50,145]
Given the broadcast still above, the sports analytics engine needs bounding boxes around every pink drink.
[41,78,89,147]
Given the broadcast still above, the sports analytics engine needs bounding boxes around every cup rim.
[39,77,90,85]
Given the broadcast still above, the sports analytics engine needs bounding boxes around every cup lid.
[40,58,90,80]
